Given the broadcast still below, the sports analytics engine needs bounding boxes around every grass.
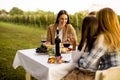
[0,22,47,80]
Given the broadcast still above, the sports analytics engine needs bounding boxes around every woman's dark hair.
[78,16,98,51]
[55,10,69,24]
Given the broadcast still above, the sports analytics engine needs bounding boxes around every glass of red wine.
[63,42,70,53]
[63,43,70,48]
[41,40,47,43]
[63,34,72,53]
[40,34,47,46]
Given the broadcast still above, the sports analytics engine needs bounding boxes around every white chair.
[95,67,120,80]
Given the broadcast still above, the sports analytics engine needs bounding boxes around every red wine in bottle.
[55,28,61,56]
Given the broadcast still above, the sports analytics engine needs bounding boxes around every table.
[12,49,76,80]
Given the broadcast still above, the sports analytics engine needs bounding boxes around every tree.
[9,7,24,15]
[0,9,8,15]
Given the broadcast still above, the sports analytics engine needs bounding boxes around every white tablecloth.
[12,49,76,80]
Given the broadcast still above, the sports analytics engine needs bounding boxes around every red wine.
[55,28,61,56]
[63,43,70,48]
[41,40,46,43]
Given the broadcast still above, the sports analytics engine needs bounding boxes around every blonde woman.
[96,7,120,69]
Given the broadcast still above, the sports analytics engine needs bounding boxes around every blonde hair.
[97,7,120,52]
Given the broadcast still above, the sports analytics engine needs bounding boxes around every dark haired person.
[45,10,77,50]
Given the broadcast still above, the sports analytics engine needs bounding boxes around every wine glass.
[40,34,47,44]
[63,41,70,54]
[63,42,70,48]
[41,40,47,43]
[63,34,72,53]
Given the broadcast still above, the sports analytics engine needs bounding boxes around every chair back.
[95,67,120,80]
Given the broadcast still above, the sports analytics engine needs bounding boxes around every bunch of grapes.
[36,44,48,53]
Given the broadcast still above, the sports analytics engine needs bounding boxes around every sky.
[0,0,120,15]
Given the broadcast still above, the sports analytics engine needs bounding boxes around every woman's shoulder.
[94,34,106,48]
[49,24,55,27]
[66,24,73,27]
[66,24,74,29]
[48,24,56,29]
[97,34,104,41]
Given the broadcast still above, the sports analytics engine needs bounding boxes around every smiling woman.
[45,10,77,50]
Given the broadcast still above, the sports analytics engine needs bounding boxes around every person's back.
[96,8,120,70]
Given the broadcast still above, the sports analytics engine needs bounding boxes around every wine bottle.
[55,28,61,56]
